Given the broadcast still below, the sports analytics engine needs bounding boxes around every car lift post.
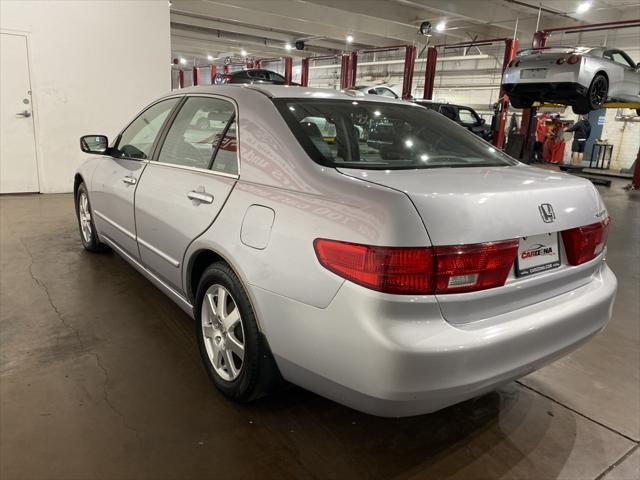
[522,19,640,162]
[340,54,351,89]
[425,38,517,148]
[347,45,417,99]
[422,47,438,100]
[210,65,217,84]
[300,58,310,86]
[178,69,185,89]
[192,66,199,86]
[300,54,342,87]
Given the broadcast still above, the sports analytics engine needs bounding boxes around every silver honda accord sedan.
[74,85,617,416]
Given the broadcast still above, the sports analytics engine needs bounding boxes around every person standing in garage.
[534,113,549,163]
[565,115,592,165]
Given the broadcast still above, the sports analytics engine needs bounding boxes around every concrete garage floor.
[1,180,638,480]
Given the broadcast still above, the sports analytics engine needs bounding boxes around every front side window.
[458,108,479,125]
[115,98,179,159]
[157,97,235,170]
[274,99,517,169]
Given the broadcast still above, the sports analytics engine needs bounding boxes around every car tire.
[75,182,110,253]
[195,261,280,402]
[574,73,608,114]
[509,96,533,109]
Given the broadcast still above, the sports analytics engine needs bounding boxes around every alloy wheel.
[78,192,92,243]
[590,77,607,107]
[201,284,245,381]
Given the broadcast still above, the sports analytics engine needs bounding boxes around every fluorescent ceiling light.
[285,43,293,51]
[207,55,214,61]
[240,49,247,57]
[577,1,591,13]
[346,33,354,43]
[179,57,186,65]
[435,21,446,32]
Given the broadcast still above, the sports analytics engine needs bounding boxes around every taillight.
[556,57,567,64]
[313,239,433,294]
[433,240,519,293]
[561,218,610,266]
[223,75,233,82]
[313,238,519,295]
[567,54,580,64]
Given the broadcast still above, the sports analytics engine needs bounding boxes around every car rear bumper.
[253,262,616,417]
[502,82,587,102]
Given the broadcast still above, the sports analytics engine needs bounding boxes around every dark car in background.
[414,100,493,141]
[215,69,292,85]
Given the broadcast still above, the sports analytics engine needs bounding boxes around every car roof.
[176,84,408,104]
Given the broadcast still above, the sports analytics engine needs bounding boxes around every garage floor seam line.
[516,381,639,443]
[593,443,639,480]
[19,236,142,441]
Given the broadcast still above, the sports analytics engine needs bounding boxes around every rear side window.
[115,98,179,159]
[157,97,236,171]
[274,98,517,170]
[269,72,286,82]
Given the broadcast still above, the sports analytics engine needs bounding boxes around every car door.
[611,50,640,100]
[91,97,180,259]
[602,49,630,99]
[134,95,238,292]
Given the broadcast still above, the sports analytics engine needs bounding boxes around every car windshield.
[274,99,517,169]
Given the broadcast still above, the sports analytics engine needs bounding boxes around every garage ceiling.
[171,0,640,65]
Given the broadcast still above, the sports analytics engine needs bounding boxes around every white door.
[0,33,39,193]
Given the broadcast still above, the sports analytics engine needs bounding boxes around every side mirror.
[80,135,108,154]
[479,118,486,125]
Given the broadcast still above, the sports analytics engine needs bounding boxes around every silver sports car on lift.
[502,46,640,114]
[75,85,616,417]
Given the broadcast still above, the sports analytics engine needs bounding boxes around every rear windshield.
[518,46,592,57]
[274,98,517,170]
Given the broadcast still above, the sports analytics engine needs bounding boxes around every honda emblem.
[538,203,556,223]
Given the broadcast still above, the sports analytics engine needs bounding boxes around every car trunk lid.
[338,164,608,323]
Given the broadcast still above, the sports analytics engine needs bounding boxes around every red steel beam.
[348,51,357,89]
[493,37,518,148]
[401,45,417,100]
[284,57,293,84]
[540,18,640,34]
[339,54,350,89]
[301,58,310,86]
[192,66,198,86]
[423,46,438,100]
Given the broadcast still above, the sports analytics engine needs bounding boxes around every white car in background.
[502,46,640,114]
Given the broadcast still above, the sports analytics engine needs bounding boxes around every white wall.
[1,0,170,193]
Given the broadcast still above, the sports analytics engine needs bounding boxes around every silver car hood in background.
[337,164,606,246]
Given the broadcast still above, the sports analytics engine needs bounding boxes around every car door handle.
[187,191,214,204]
[16,110,31,118]
[122,176,137,185]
